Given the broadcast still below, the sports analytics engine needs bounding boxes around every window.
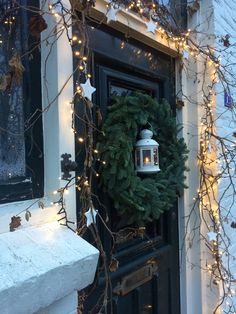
[0,0,43,203]
[154,0,187,30]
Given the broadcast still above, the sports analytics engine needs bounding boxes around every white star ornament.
[85,207,98,227]
[207,231,217,242]
[80,78,96,101]
[183,49,189,60]
[145,20,157,34]
[106,6,120,24]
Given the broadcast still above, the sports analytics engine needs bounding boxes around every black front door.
[77,26,180,314]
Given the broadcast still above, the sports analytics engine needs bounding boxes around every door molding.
[76,26,181,314]
[85,15,217,314]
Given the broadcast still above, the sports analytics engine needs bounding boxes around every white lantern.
[135,129,160,174]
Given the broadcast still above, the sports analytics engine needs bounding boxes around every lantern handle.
[147,122,153,132]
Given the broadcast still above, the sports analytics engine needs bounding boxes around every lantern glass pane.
[136,149,140,166]
[143,150,151,166]
[153,148,159,165]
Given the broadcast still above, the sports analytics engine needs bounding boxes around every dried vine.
[1,0,236,313]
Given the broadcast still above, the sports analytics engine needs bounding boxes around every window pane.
[153,148,159,166]
[0,1,26,182]
[0,0,44,203]
[136,149,140,167]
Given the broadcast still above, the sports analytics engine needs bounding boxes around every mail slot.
[113,260,158,296]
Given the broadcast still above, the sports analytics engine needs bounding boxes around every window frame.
[0,0,44,204]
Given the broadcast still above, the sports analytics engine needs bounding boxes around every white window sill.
[0,222,99,314]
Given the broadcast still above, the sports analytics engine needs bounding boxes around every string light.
[3,0,236,312]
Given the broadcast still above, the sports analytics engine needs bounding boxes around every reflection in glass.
[0,1,25,182]
[136,149,140,166]
[153,148,159,166]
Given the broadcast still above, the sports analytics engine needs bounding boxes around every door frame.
[76,25,181,313]
[85,1,218,313]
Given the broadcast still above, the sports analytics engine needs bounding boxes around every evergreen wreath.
[97,92,188,225]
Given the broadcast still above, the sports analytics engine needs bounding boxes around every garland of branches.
[97,92,188,224]
[2,0,236,312]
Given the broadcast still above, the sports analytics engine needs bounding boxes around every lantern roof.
[135,129,159,147]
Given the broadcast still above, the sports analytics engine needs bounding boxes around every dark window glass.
[0,0,43,203]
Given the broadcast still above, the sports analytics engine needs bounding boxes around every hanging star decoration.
[106,5,120,24]
[145,19,157,34]
[85,207,98,227]
[80,78,96,101]
[183,49,189,60]
[207,231,217,242]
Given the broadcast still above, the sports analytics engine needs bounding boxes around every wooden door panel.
[77,25,180,314]
[111,264,173,314]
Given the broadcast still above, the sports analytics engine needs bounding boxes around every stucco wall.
[214,0,236,310]
[0,222,99,314]
[35,293,77,314]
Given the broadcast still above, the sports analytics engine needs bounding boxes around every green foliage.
[97,92,188,225]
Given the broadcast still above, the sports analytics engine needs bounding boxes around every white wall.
[35,293,77,314]
[214,0,236,310]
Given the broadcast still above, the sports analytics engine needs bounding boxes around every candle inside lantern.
[143,150,151,166]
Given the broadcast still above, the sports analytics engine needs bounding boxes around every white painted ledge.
[91,0,179,57]
[35,292,77,314]
[0,222,99,314]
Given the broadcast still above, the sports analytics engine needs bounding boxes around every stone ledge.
[0,222,99,314]
[35,292,77,314]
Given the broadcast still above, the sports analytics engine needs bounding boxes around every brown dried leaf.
[187,0,200,16]
[176,99,185,110]
[9,216,21,232]
[96,108,103,127]
[8,53,25,83]
[38,200,44,209]
[25,210,32,222]
[28,54,34,61]
[29,15,47,37]
[0,74,12,91]
[109,257,119,272]
[231,222,236,228]
[220,34,230,48]
[137,226,146,238]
